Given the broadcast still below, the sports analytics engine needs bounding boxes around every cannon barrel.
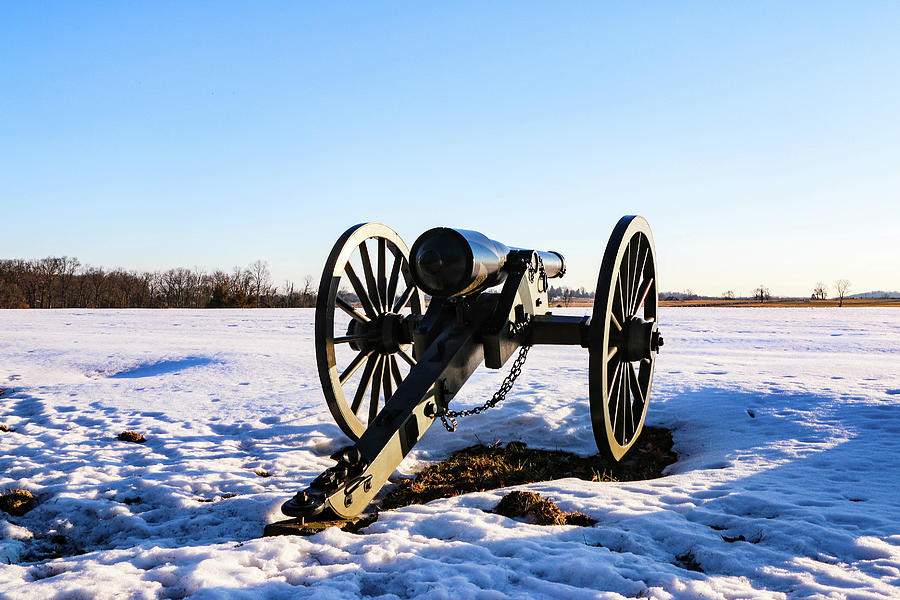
[409,227,565,298]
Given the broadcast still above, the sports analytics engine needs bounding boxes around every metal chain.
[439,320,531,432]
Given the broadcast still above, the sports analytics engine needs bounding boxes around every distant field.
[659,298,900,308]
[553,298,900,308]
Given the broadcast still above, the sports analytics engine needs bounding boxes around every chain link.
[439,320,531,432]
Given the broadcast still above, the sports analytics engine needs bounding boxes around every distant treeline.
[547,285,595,305]
[0,257,316,309]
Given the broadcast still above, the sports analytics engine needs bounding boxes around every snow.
[1,307,899,599]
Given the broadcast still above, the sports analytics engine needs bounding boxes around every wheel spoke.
[386,252,403,312]
[628,372,636,436]
[628,362,644,407]
[339,349,372,385]
[608,360,622,398]
[351,355,379,414]
[628,238,642,314]
[610,365,622,444]
[615,276,626,322]
[334,334,367,344]
[631,245,649,314]
[622,242,633,315]
[609,312,623,332]
[377,238,387,311]
[606,346,618,362]
[633,277,654,315]
[621,366,629,443]
[369,356,385,423]
[336,296,370,323]
[397,347,416,366]
[393,284,416,312]
[344,262,378,318]
[382,359,393,405]
[358,242,383,314]
[389,355,403,388]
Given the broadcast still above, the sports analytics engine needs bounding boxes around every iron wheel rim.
[589,215,659,460]
[315,223,425,440]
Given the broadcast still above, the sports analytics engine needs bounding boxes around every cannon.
[266,216,662,535]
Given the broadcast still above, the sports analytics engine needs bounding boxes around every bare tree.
[0,256,316,309]
[249,260,271,308]
[35,257,65,308]
[722,290,735,300]
[753,284,770,303]
[58,257,81,307]
[812,282,827,300]
[84,266,107,307]
[232,266,252,301]
[282,280,295,307]
[834,279,851,307]
[11,260,38,308]
[298,275,316,307]
[162,267,198,308]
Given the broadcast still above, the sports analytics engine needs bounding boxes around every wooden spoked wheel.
[589,215,661,461]
[316,223,425,440]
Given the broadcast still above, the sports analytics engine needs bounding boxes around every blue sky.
[3,2,898,297]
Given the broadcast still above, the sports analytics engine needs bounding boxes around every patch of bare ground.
[382,426,676,510]
[116,430,146,443]
[266,427,676,537]
[494,490,596,526]
[1,489,36,516]
[0,423,12,432]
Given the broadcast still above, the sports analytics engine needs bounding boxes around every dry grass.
[253,469,271,478]
[494,490,596,526]
[0,489,35,516]
[117,430,146,443]
[382,426,675,510]
[266,427,676,537]
[0,424,11,432]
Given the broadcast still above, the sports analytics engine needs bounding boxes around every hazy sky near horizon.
[3,2,899,297]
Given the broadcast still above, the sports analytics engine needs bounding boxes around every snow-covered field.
[1,307,899,599]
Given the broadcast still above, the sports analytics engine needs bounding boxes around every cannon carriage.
[267,215,663,534]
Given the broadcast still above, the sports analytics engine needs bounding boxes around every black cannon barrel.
[409,227,565,298]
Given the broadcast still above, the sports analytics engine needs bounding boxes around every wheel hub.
[620,317,663,362]
[346,313,409,355]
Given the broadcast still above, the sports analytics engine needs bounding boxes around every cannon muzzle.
[409,227,565,298]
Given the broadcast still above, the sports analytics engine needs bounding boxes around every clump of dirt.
[117,430,146,443]
[383,426,675,510]
[676,551,704,573]
[494,490,596,526]
[0,424,12,432]
[254,469,271,478]
[1,489,36,516]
